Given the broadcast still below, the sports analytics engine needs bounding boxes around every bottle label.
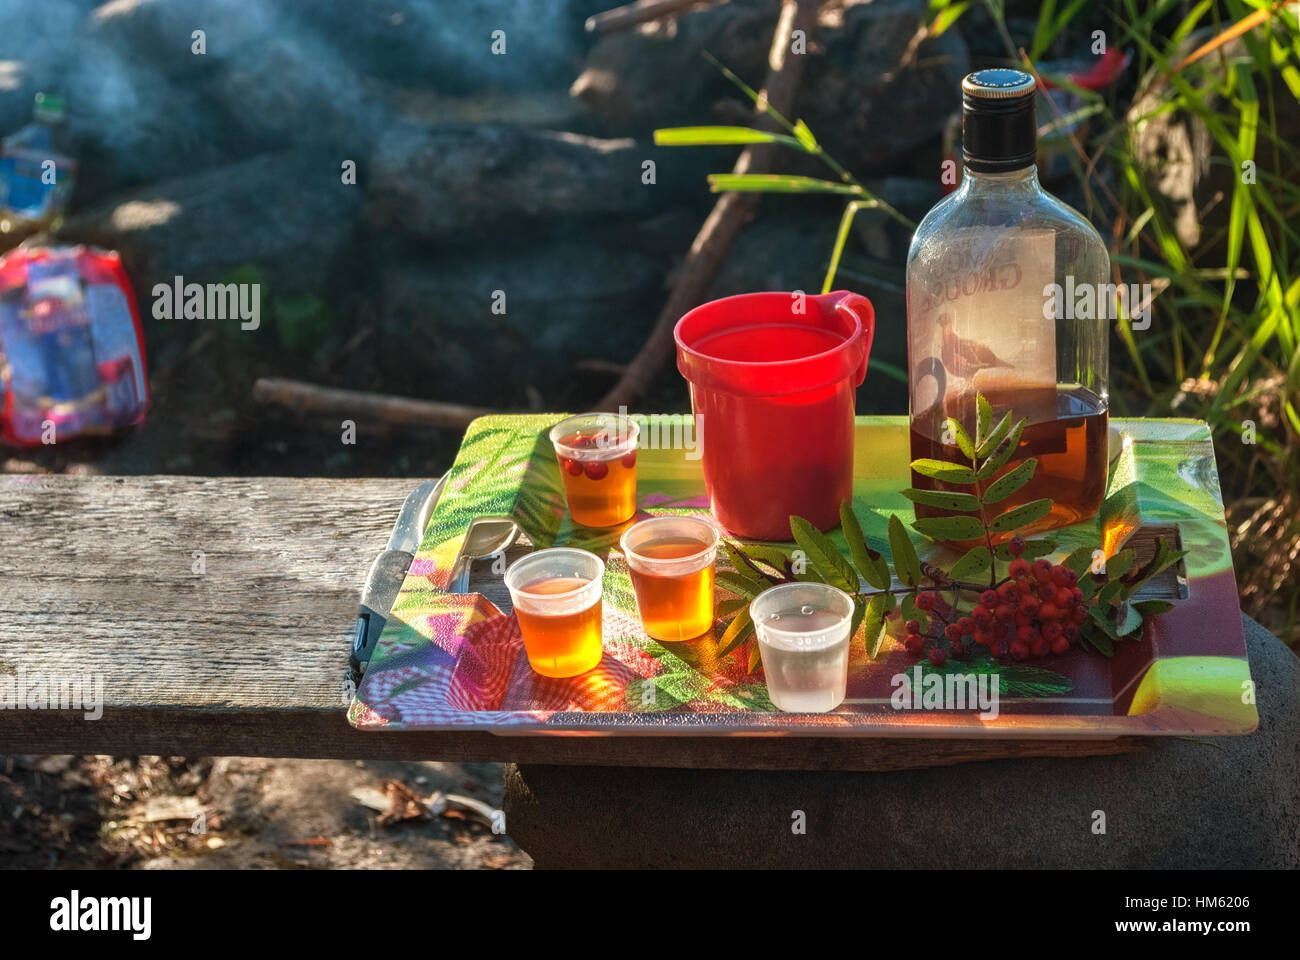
[909,226,1057,433]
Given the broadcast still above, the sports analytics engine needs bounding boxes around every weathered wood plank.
[0,475,1147,769]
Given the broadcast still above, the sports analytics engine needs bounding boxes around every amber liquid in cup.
[622,516,719,643]
[556,442,637,527]
[628,540,714,642]
[513,575,604,678]
[551,413,639,528]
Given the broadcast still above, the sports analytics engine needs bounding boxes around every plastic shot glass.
[550,412,639,527]
[505,548,605,678]
[749,582,855,712]
[620,515,719,642]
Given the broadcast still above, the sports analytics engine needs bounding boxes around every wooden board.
[0,475,1149,769]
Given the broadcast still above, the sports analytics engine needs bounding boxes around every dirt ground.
[0,754,531,870]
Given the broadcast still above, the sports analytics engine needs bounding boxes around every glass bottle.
[906,69,1110,536]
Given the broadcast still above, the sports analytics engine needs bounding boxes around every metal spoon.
[448,516,520,594]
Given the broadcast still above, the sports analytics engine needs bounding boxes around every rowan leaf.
[716,570,764,600]
[911,459,978,484]
[982,458,1038,504]
[946,417,976,459]
[840,502,890,590]
[976,393,992,447]
[912,515,987,541]
[988,498,1052,533]
[888,514,923,587]
[714,596,748,619]
[1134,600,1175,616]
[976,419,1026,479]
[722,541,781,585]
[789,516,858,591]
[976,411,1013,458]
[1104,549,1136,581]
[717,608,754,658]
[949,545,994,580]
[900,488,982,512]
[862,593,889,658]
[1062,545,1098,576]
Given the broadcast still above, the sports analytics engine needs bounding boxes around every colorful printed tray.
[349,415,1257,738]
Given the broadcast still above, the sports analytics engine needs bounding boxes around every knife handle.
[448,553,473,594]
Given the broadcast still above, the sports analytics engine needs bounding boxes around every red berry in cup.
[981,590,999,607]
[904,635,925,656]
[956,616,974,635]
[994,603,1014,622]
[916,592,935,611]
[944,624,962,642]
[1038,603,1060,621]
[1054,587,1073,607]
[1020,597,1039,618]
[1007,535,1026,557]
[905,620,920,635]
[1009,640,1029,659]
[1016,624,1037,644]
[929,648,948,667]
[1051,635,1070,654]
[583,460,609,481]
[972,628,992,646]
[1042,620,1063,640]
[997,581,1019,603]
[1008,558,1031,580]
[1032,558,1053,581]
[1070,605,1089,624]
[564,458,583,476]
[621,450,637,469]
[972,607,992,627]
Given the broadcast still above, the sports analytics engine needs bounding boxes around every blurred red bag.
[0,243,148,446]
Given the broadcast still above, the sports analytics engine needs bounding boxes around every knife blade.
[348,475,446,686]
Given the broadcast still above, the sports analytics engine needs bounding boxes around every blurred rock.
[571,0,779,135]
[59,149,362,303]
[208,33,391,156]
[83,0,275,76]
[375,240,662,407]
[62,46,230,202]
[283,0,600,93]
[799,0,967,175]
[366,124,662,243]
[572,0,965,174]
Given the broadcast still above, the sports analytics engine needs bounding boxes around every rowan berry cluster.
[902,536,1091,664]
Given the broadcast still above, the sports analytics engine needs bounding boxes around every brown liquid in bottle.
[910,384,1107,539]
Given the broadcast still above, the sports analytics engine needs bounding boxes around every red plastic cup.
[674,290,874,539]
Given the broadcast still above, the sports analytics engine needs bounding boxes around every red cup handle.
[823,291,874,387]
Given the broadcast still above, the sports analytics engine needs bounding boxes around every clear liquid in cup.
[757,603,851,712]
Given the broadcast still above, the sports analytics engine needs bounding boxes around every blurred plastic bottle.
[0,93,78,234]
[0,244,148,445]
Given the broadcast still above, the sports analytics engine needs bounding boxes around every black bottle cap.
[962,69,1037,172]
